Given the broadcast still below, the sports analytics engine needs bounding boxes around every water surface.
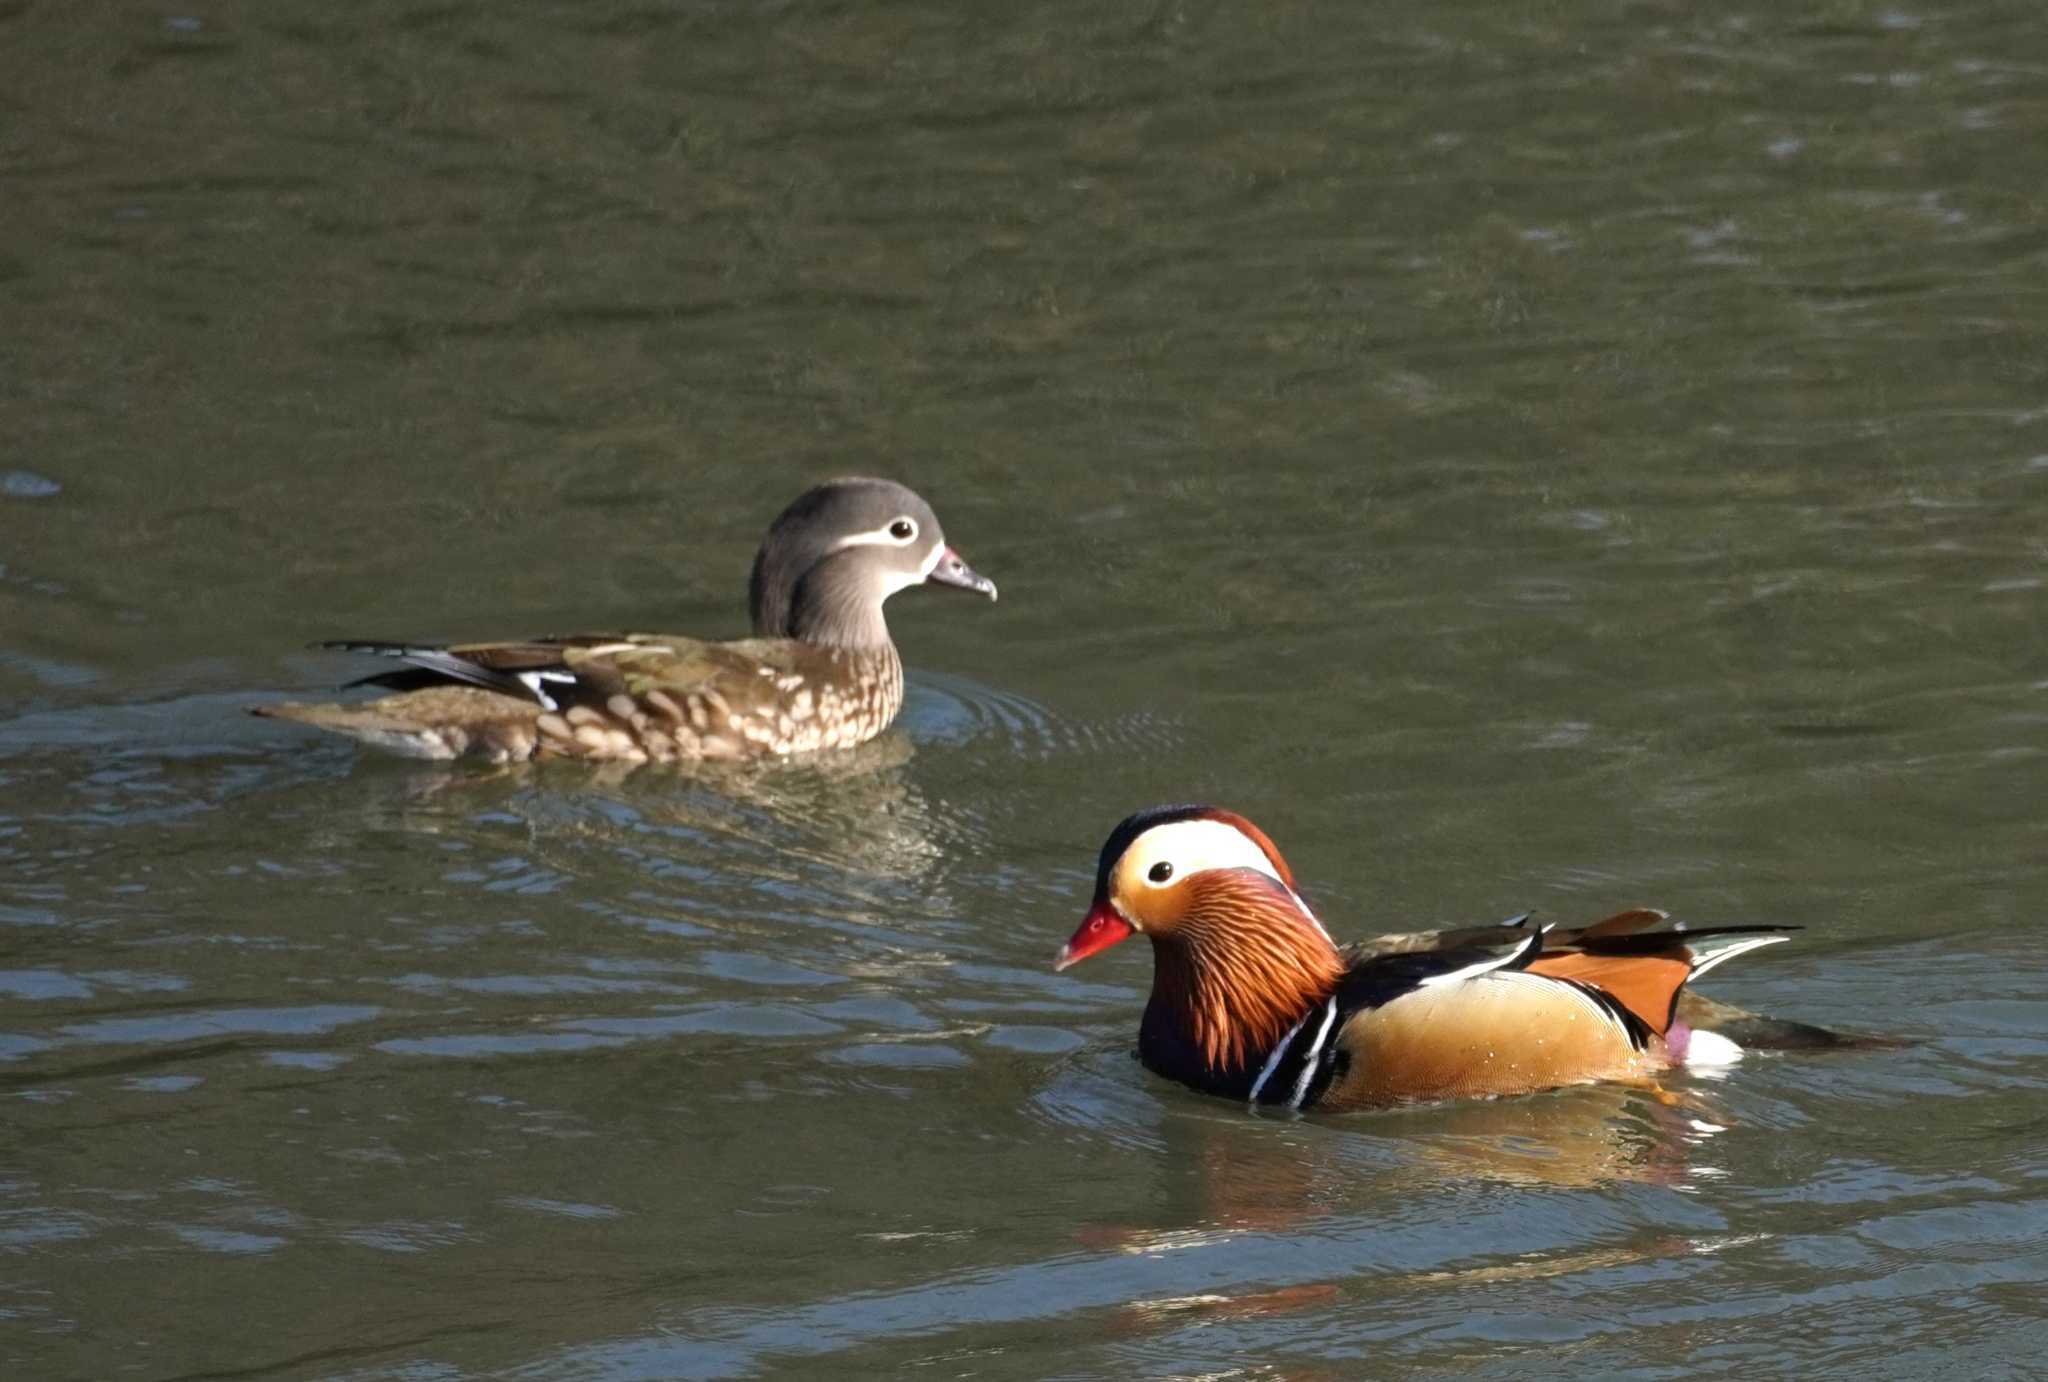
[4,2,2046,1377]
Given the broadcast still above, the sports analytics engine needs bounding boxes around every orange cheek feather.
[1055,900,1134,970]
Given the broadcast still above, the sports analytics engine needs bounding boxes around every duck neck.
[779,553,893,651]
[1141,888,1345,1092]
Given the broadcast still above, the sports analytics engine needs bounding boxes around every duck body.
[253,478,995,764]
[1059,805,1794,1113]
[265,633,904,764]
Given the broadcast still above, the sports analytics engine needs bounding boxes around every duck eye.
[888,518,916,542]
[1147,861,1174,884]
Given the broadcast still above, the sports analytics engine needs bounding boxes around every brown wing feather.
[1525,951,1692,1037]
[439,637,624,669]
[1566,908,1669,941]
[275,633,897,762]
[1345,908,1668,964]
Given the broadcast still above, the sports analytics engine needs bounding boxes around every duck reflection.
[1148,1077,1717,1233]
[1086,1079,1730,1335]
[569,731,951,886]
[338,727,951,886]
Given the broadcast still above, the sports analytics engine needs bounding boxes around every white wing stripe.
[1417,928,1544,988]
[514,669,576,711]
[1686,934,1791,981]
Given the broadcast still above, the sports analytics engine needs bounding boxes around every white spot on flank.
[515,669,576,711]
[1684,1030,1744,1066]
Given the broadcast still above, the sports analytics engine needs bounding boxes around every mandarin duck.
[1056,805,1798,1111]
[252,477,996,763]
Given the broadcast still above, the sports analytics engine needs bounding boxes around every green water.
[4,1,2046,1376]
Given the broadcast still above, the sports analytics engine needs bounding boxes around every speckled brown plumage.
[251,479,992,764]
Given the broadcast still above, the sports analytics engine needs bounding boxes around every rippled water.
[5,1,2047,1377]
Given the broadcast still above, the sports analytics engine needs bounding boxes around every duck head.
[748,478,997,648]
[1056,805,1344,1078]
[1056,804,1316,968]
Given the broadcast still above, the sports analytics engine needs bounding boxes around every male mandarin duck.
[1056,804,1798,1111]
[252,477,996,763]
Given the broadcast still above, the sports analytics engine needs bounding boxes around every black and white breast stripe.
[1248,996,1344,1111]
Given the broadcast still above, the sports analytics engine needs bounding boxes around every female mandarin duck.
[1056,804,1796,1111]
[252,478,996,763]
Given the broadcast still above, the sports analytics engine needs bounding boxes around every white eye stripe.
[1124,820,1284,888]
[832,517,922,551]
[1122,818,1331,940]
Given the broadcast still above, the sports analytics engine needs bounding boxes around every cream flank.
[1413,938,1644,1048]
[1494,969,1640,1044]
